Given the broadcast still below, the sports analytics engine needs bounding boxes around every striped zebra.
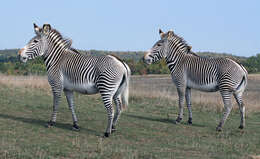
[143,29,248,131]
[18,23,131,137]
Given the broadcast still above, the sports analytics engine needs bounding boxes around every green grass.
[0,85,259,159]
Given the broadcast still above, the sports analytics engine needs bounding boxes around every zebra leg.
[112,97,122,133]
[64,90,79,131]
[175,87,185,124]
[216,91,232,131]
[185,88,192,124]
[100,93,114,137]
[46,89,62,128]
[233,92,245,129]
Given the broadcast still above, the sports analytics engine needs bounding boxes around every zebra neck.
[165,51,185,71]
[43,45,67,71]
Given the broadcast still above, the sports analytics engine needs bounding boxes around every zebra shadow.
[182,122,206,128]
[124,113,173,124]
[0,113,100,136]
[124,113,206,128]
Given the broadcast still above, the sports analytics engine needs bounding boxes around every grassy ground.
[0,75,260,159]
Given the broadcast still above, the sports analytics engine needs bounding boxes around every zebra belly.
[63,79,99,94]
[187,79,218,92]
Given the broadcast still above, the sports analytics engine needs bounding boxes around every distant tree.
[241,53,260,73]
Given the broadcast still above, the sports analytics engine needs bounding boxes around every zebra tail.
[236,75,247,93]
[121,62,131,110]
[236,64,248,93]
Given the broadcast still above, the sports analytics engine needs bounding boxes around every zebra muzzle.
[143,58,152,65]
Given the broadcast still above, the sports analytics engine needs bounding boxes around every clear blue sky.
[0,0,259,57]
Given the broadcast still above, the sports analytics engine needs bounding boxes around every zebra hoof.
[188,118,192,125]
[104,132,110,138]
[72,124,80,131]
[238,125,244,129]
[174,117,182,124]
[45,121,55,128]
[216,126,222,132]
[111,125,116,133]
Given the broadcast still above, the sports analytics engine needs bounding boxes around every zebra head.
[143,29,173,65]
[18,23,51,63]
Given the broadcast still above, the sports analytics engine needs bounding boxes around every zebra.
[143,29,248,131]
[18,23,131,137]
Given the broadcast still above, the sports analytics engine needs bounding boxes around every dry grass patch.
[0,74,259,113]
[249,155,260,159]
[0,75,50,90]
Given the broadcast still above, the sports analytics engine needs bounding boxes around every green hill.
[0,49,259,75]
[0,49,20,62]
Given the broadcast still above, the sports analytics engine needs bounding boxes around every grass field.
[0,75,260,159]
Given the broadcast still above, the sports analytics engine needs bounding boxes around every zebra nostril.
[143,58,151,64]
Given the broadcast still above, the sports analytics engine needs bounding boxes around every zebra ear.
[159,29,164,38]
[34,23,42,35]
[159,29,164,34]
[43,24,51,34]
[167,30,174,39]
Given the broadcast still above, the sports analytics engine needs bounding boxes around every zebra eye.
[157,43,162,47]
[33,40,39,43]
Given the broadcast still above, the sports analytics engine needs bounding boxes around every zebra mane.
[169,33,198,56]
[47,29,73,49]
[189,51,199,57]
[70,48,82,55]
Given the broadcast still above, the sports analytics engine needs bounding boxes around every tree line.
[0,49,259,75]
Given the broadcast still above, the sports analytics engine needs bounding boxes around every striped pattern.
[18,24,131,137]
[144,29,248,131]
